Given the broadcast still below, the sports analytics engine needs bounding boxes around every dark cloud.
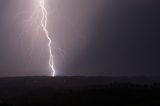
[63,0,160,76]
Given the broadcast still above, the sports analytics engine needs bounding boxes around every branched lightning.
[39,0,55,76]
[17,0,57,76]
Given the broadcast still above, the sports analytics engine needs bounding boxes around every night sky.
[0,0,160,76]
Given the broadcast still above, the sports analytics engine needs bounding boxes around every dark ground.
[0,76,160,106]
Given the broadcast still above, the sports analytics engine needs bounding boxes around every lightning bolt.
[39,0,55,76]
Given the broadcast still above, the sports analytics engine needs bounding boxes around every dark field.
[0,76,160,106]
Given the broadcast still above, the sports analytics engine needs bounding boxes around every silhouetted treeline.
[0,76,160,106]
